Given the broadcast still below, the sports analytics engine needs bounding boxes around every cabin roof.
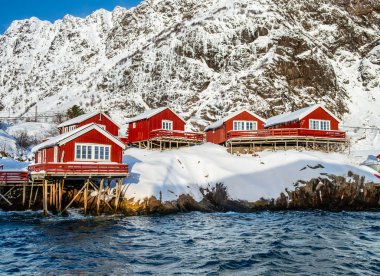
[58,111,120,128]
[125,107,186,124]
[265,104,341,128]
[204,109,266,131]
[32,123,126,153]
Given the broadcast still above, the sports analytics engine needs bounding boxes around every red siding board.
[127,108,185,143]
[35,129,124,164]
[206,111,265,144]
[267,107,339,130]
[59,113,119,136]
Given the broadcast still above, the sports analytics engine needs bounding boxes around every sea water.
[0,210,379,275]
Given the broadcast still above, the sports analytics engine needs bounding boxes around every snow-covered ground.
[123,143,380,203]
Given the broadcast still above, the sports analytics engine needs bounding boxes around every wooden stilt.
[62,183,87,214]
[29,178,35,208]
[114,179,122,212]
[96,179,105,215]
[22,185,26,206]
[33,187,39,206]
[84,180,89,215]
[43,180,48,216]
[0,192,12,206]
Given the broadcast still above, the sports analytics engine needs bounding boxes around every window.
[69,125,76,131]
[309,119,330,130]
[75,144,111,161]
[162,120,173,130]
[233,121,257,131]
[132,123,136,129]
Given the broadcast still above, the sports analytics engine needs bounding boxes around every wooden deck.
[28,163,129,179]
[0,171,29,185]
[226,128,347,152]
[129,129,204,149]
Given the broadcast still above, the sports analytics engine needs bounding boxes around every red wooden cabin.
[264,104,345,138]
[125,107,203,148]
[58,111,120,137]
[29,123,128,177]
[205,109,266,144]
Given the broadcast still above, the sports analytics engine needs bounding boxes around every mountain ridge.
[0,0,379,141]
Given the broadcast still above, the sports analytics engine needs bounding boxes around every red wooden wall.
[127,108,185,143]
[59,113,119,136]
[206,111,265,144]
[267,107,339,130]
[36,129,124,164]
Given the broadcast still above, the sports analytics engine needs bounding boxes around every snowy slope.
[0,0,379,147]
[123,144,380,202]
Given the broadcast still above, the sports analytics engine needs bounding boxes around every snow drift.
[123,144,380,203]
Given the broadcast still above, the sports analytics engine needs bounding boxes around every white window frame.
[74,143,111,161]
[162,120,173,130]
[37,151,42,164]
[54,146,58,163]
[132,123,136,129]
[233,120,258,131]
[309,119,331,130]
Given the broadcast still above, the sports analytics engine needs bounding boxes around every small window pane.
[100,147,104,160]
[95,146,99,159]
[76,145,81,159]
[81,145,87,159]
[87,146,92,159]
[105,147,110,160]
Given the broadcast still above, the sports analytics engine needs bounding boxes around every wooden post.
[84,180,89,215]
[22,184,26,206]
[296,139,298,150]
[29,179,35,208]
[43,180,48,216]
[58,180,64,212]
[96,179,105,215]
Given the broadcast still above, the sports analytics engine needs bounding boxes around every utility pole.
[35,104,38,122]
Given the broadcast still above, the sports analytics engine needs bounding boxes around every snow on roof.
[265,104,341,128]
[31,123,125,153]
[58,111,121,128]
[204,109,266,131]
[125,107,185,124]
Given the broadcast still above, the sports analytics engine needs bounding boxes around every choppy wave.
[0,210,379,275]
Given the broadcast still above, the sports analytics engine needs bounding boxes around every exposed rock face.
[0,0,379,131]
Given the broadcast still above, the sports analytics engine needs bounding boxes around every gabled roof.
[31,123,126,153]
[58,111,121,128]
[204,109,266,131]
[125,107,186,124]
[265,104,341,128]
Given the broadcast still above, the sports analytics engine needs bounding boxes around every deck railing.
[227,128,346,139]
[0,171,29,184]
[150,129,204,141]
[28,163,128,175]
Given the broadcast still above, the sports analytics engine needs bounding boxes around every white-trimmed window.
[69,125,76,131]
[162,120,173,130]
[233,121,257,131]
[309,119,330,130]
[75,143,111,161]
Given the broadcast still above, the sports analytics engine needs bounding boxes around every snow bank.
[123,144,380,203]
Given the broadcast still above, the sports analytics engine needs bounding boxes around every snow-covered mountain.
[0,0,379,139]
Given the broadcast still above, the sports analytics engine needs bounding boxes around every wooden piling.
[43,180,48,216]
[96,179,105,215]
[22,185,26,206]
[84,180,89,215]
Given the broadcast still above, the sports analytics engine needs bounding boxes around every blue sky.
[0,0,143,34]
